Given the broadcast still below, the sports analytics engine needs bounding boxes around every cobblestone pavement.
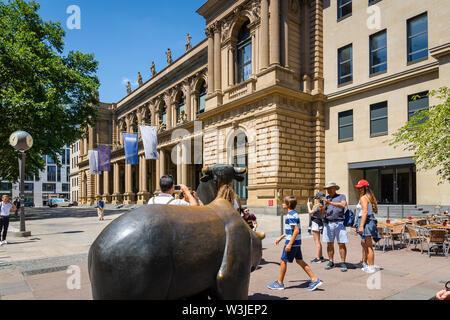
[0,207,448,300]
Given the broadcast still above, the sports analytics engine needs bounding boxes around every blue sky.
[36,0,207,103]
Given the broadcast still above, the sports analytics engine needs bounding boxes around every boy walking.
[267,196,323,291]
[96,196,105,221]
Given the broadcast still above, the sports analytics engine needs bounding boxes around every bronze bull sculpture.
[88,200,265,300]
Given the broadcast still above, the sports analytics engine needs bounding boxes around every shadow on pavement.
[8,208,128,222]
[248,293,288,300]
[259,258,280,267]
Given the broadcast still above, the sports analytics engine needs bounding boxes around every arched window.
[176,94,185,124]
[233,132,248,200]
[237,20,252,83]
[197,80,206,114]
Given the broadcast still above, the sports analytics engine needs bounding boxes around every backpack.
[343,206,355,227]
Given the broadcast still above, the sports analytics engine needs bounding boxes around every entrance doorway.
[363,165,416,204]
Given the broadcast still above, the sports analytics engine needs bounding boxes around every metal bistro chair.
[424,229,448,258]
[390,223,406,249]
[377,226,393,252]
[405,225,424,253]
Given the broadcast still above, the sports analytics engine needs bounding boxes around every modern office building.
[323,0,450,206]
[0,146,71,207]
[76,0,449,213]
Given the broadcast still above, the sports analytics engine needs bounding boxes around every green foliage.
[390,87,450,184]
[0,0,99,182]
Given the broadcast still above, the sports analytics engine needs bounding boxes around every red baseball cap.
[354,179,370,188]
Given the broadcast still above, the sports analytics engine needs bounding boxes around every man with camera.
[148,174,200,206]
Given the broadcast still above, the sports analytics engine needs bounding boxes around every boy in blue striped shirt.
[267,196,323,291]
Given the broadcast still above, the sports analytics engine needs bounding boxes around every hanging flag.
[88,150,100,175]
[139,125,158,160]
[122,133,139,165]
[98,145,111,172]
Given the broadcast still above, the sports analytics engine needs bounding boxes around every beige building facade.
[323,0,450,206]
[77,0,449,214]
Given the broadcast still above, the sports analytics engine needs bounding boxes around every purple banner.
[97,145,111,172]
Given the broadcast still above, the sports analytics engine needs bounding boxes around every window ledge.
[337,13,352,23]
[338,80,353,88]
[338,138,354,143]
[407,56,428,66]
[369,69,387,78]
[370,132,388,138]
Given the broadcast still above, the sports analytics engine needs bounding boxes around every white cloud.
[121,77,138,87]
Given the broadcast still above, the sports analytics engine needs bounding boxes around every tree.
[390,87,450,184]
[0,0,99,182]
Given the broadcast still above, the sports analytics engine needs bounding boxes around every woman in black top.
[307,192,326,263]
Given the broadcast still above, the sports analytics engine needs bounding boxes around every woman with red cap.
[354,179,381,274]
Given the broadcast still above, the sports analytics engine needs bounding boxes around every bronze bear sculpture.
[88,199,265,300]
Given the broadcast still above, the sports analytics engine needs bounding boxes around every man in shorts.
[321,182,349,272]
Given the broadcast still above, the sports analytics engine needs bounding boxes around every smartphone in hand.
[174,185,181,191]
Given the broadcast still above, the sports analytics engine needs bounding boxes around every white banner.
[139,125,158,160]
[88,150,100,175]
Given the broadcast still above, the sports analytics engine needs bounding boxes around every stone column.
[88,125,95,150]
[165,95,172,129]
[103,170,111,203]
[176,144,182,185]
[123,161,134,204]
[282,0,289,68]
[213,22,222,93]
[150,103,156,126]
[182,141,188,185]
[269,0,281,66]
[95,173,101,197]
[137,155,150,204]
[137,111,143,139]
[185,83,192,122]
[156,150,161,191]
[228,44,235,86]
[259,0,269,71]
[112,162,122,204]
[206,27,215,95]
[159,149,166,184]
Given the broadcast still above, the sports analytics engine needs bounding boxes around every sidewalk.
[0,209,448,300]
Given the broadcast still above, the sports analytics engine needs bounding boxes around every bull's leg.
[214,223,251,300]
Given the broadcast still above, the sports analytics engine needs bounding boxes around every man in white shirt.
[148,175,200,206]
[0,195,17,245]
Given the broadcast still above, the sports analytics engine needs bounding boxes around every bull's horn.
[202,167,211,174]
[255,231,265,240]
[234,167,247,174]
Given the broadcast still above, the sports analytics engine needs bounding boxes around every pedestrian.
[241,207,258,231]
[13,198,20,217]
[148,175,199,206]
[307,192,326,263]
[96,196,105,221]
[267,196,323,291]
[321,182,349,272]
[354,179,381,274]
[0,195,17,245]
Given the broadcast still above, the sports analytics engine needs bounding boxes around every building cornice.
[430,41,450,59]
[326,61,439,102]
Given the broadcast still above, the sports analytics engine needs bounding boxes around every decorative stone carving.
[157,118,166,132]
[151,61,156,78]
[138,72,143,87]
[126,81,131,95]
[166,48,173,65]
[177,110,187,125]
[185,33,192,52]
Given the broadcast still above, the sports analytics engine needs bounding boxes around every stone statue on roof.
[127,81,131,95]
[185,33,192,52]
[166,48,173,65]
[151,61,156,77]
[138,72,143,87]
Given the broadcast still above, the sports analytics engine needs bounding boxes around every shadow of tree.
[8,208,127,222]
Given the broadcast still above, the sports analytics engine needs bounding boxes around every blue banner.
[122,133,139,165]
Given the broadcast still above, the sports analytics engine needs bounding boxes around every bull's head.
[196,164,247,206]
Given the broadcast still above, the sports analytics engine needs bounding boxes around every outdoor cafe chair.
[425,229,448,258]
[405,225,424,253]
[376,226,393,252]
[389,223,406,249]
[414,219,428,226]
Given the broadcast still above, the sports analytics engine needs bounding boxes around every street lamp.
[9,131,33,237]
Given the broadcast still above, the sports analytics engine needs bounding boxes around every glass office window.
[338,110,353,141]
[338,0,352,19]
[370,30,387,74]
[407,13,428,62]
[370,101,388,136]
[338,44,353,84]
[408,91,429,122]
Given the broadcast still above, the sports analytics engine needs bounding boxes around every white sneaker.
[365,266,378,274]
[361,264,369,271]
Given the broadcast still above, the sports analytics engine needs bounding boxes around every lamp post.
[9,131,33,237]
